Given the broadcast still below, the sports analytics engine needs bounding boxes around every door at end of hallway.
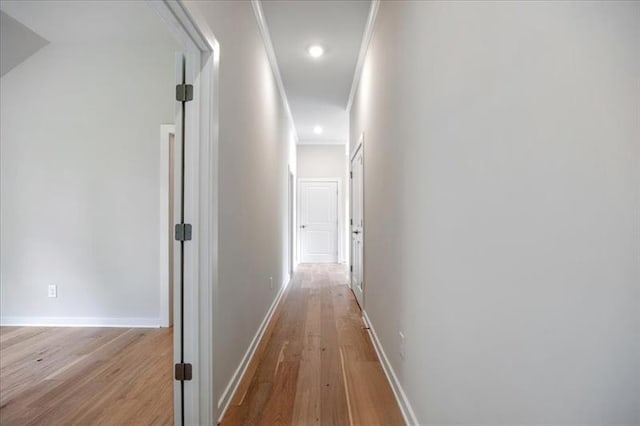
[299,180,339,263]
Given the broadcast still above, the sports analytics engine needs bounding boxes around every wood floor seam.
[220,263,404,426]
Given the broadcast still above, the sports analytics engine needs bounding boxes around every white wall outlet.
[399,331,406,360]
[48,284,57,298]
[269,277,273,289]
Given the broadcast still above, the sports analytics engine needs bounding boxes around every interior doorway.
[298,179,340,263]
[0,1,219,423]
[350,137,364,308]
[0,1,193,424]
[289,170,295,274]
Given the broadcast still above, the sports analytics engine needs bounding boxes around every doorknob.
[352,230,360,234]
[300,225,306,229]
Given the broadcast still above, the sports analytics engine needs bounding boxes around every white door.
[288,171,294,274]
[299,181,338,263]
[351,146,364,308]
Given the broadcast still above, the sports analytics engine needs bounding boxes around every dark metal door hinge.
[175,223,192,241]
[176,84,194,102]
[350,265,353,272]
[175,363,193,381]
[350,171,353,179]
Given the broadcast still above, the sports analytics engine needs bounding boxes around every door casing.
[149,2,220,425]
[289,169,295,274]
[350,134,365,309]
[297,178,343,264]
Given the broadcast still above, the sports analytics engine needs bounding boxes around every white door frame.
[160,124,176,328]
[149,2,219,425]
[288,168,295,274]
[350,133,364,308]
[297,178,343,264]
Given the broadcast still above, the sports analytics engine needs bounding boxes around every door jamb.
[297,178,343,264]
[288,169,295,274]
[149,1,219,425]
[350,133,364,308]
[159,124,176,328]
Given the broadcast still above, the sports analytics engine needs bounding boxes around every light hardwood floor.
[0,326,173,425]
[222,263,405,426]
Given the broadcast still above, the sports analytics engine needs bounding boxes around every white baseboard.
[362,310,419,426]
[217,274,291,422]
[0,316,162,328]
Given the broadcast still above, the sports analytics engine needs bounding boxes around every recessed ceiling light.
[313,125,323,135]
[308,45,324,58]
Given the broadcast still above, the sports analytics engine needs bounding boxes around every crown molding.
[346,0,379,114]
[251,0,299,142]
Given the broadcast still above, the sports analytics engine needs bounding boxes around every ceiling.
[1,0,369,144]
[262,1,371,144]
[0,1,177,46]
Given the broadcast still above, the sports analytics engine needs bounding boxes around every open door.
[350,141,364,309]
[150,2,218,423]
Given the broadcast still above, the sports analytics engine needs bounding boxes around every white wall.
[183,1,297,417]
[297,144,348,262]
[1,41,178,326]
[350,1,640,424]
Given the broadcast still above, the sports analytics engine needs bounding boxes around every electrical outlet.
[269,277,273,289]
[48,284,57,298]
[399,331,405,360]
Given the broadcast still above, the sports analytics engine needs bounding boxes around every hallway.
[222,264,404,425]
[1,1,638,424]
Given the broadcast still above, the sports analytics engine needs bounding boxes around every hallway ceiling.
[262,0,371,145]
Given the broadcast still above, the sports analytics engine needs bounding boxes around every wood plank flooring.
[222,263,404,426]
[0,326,173,425]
